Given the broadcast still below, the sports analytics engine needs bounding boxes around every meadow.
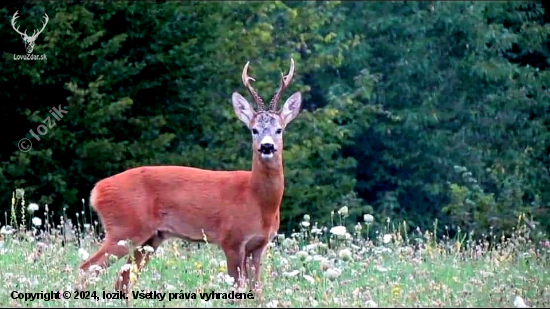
[0,202,549,308]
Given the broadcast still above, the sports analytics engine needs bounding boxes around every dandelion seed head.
[78,248,89,260]
[364,214,374,223]
[32,217,42,227]
[339,248,353,261]
[324,267,342,280]
[330,226,347,237]
[338,206,348,217]
[117,240,127,247]
[27,203,39,213]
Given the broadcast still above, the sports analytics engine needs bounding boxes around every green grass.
[0,213,549,307]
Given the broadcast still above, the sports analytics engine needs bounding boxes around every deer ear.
[232,92,255,127]
[280,92,302,125]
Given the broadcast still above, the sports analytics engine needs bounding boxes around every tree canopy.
[1,1,548,238]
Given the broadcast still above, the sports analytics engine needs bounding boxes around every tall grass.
[0,193,548,307]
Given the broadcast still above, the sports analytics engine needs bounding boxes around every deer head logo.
[11,11,49,54]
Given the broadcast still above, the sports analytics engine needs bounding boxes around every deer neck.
[250,153,284,217]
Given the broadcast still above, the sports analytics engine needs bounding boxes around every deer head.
[232,59,302,162]
[11,11,49,54]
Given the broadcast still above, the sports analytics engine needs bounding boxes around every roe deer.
[79,58,302,294]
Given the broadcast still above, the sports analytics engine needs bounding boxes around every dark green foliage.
[0,1,548,237]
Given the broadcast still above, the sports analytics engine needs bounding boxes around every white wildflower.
[311,228,323,235]
[78,248,89,260]
[296,250,309,261]
[324,268,342,280]
[306,243,318,252]
[120,264,132,272]
[330,226,347,237]
[266,300,279,308]
[143,245,155,253]
[282,238,296,249]
[365,300,378,307]
[376,266,389,273]
[303,214,311,222]
[364,214,374,223]
[374,246,393,255]
[514,296,528,308]
[0,226,15,235]
[383,234,392,244]
[88,265,103,272]
[303,274,315,284]
[223,274,234,286]
[339,248,353,261]
[320,258,332,271]
[338,206,349,217]
[156,247,165,256]
[27,203,39,213]
[301,221,310,228]
[166,284,176,291]
[117,240,127,247]
[32,217,42,227]
[283,270,300,278]
[313,255,325,262]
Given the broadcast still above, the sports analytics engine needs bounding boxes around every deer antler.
[30,13,49,39]
[11,11,28,38]
[269,58,295,111]
[242,61,266,111]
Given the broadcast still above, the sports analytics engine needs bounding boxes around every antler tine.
[242,61,266,111]
[11,11,27,37]
[32,13,49,39]
[269,58,295,111]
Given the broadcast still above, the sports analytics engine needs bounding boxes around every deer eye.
[252,129,259,135]
[276,129,282,134]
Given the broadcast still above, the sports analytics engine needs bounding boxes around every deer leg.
[80,238,129,272]
[222,243,246,288]
[115,233,165,293]
[249,245,267,295]
[78,238,130,290]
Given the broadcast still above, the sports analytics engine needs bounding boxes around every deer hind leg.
[78,237,130,290]
[115,232,165,293]
[80,238,130,272]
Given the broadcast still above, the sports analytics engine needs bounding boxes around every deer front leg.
[222,243,247,288]
[249,245,267,296]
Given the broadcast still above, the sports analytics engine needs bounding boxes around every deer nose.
[259,136,276,153]
[260,143,275,152]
